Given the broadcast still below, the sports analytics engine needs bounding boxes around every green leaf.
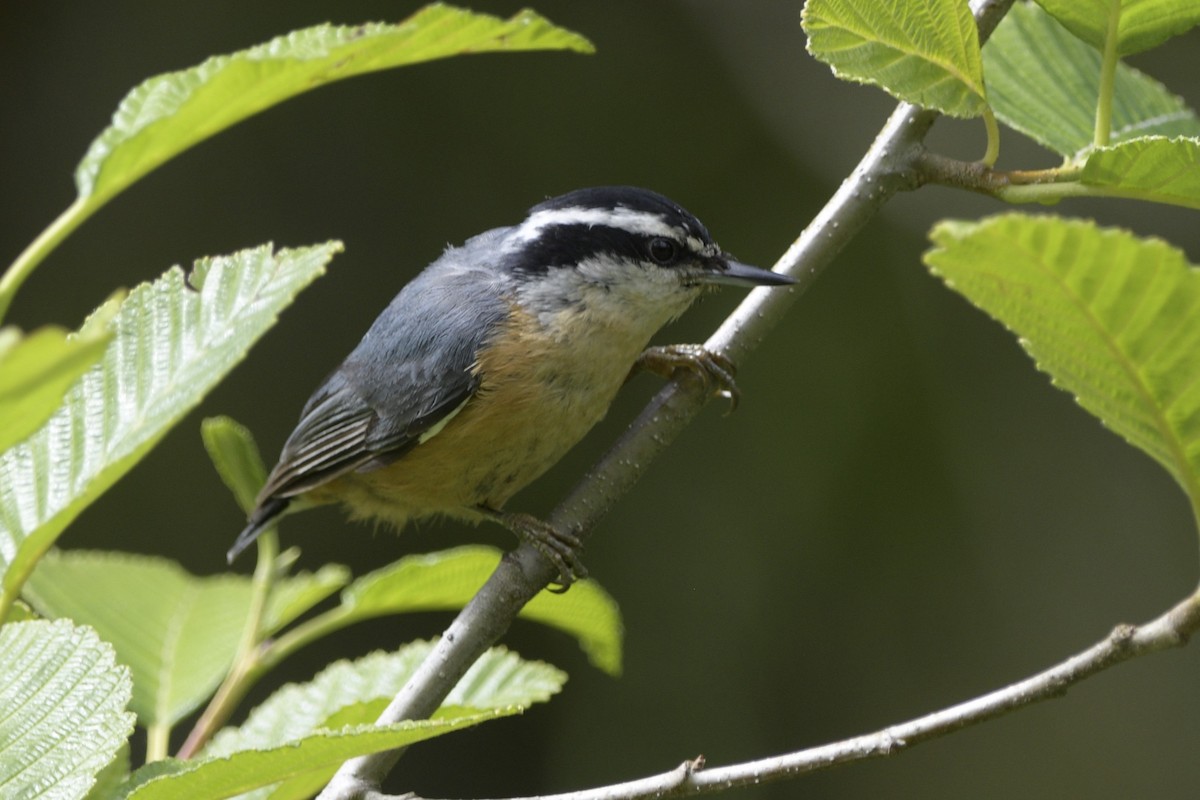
[261,563,350,633]
[802,0,987,117]
[0,295,118,452]
[23,550,346,727]
[0,620,134,800]
[200,644,561,800]
[925,214,1200,522]
[0,6,590,326]
[75,5,592,209]
[23,551,250,727]
[1032,0,1200,56]
[1080,136,1200,208]
[206,643,562,757]
[984,1,1200,157]
[201,416,268,514]
[0,242,339,619]
[338,546,623,675]
[119,711,515,800]
[85,743,130,800]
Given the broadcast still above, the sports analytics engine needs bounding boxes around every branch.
[368,589,1200,800]
[915,151,1200,210]
[317,1,1016,797]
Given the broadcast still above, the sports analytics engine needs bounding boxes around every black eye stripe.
[505,224,696,275]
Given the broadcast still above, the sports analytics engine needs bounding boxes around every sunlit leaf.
[118,710,515,800]
[0,295,118,453]
[925,214,1200,518]
[338,547,623,675]
[23,550,346,727]
[75,5,593,208]
[196,643,562,799]
[0,242,339,619]
[1033,0,1200,56]
[1081,136,1200,209]
[0,620,134,800]
[984,1,1200,156]
[0,5,590,326]
[803,0,987,117]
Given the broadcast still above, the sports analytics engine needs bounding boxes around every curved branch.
[317,1,1017,797]
[368,590,1200,800]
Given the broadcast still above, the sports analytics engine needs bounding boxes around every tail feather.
[227,497,292,564]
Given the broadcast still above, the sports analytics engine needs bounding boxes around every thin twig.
[367,590,1200,800]
[317,1,1017,797]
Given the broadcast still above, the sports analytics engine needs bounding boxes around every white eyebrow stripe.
[511,206,681,244]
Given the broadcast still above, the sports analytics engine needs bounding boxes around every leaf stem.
[1094,0,1121,147]
[980,106,1000,167]
[145,722,171,763]
[0,197,91,323]
[176,530,280,759]
[913,151,1200,210]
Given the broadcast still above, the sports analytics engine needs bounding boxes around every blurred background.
[3,2,1200,798]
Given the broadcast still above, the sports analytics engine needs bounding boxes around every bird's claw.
[634,344,741,413]
[483,508,588,591]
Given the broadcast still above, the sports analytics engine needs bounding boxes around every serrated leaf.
[802,0,987,117]
[201,417,268,514]
[925,214,1200,518]
[85,742,130,800]
[0,620,134,800]
[0,295,118,453]
[0,242,339,619]
[1033,0,1200,56]
[75,5,592,209]
[23,550,346,727]
[985,2,1200,156]
[23,551,249,727]
[207,643,561,756]
[201,644,561,800]
[339,546,623,675]
[1081,136,1200,208]
[120,711,514,800]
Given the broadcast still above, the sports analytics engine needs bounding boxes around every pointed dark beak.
[705,258,795,288]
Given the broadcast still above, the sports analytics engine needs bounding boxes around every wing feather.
[254,254,509,506]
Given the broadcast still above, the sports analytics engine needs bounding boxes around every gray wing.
[256,253,509,504]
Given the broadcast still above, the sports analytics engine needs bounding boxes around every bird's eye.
[648,237,678,265]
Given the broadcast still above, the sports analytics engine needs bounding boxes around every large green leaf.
[0,5,590,323]
[197,643,563,800]
[0,620,134,800]
[1033,0,1200,56]
[75,5,591,208]
[23,550,347,727]
[1081,136,1200,209]
[984,1,1200,156]
[925,214,1200,520]
[0,242,339,619]
[802,0,987,117]
[335,546,624,675]
[0,297,117,453]
[118,710,515,800]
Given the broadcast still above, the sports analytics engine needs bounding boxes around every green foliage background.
[3,2,1199,798]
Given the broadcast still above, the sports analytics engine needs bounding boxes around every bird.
[227,186,793,584]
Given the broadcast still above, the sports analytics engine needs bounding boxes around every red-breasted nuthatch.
[228,186,793,583]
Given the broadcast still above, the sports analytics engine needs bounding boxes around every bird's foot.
[633,344,740,412]
[479,507,588,592]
